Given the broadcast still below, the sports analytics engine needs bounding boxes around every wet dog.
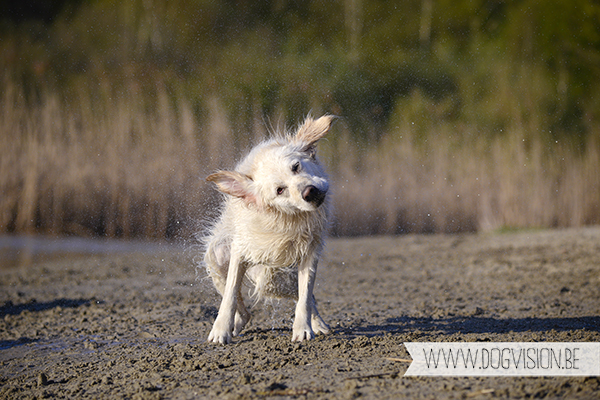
[203,115,334,344]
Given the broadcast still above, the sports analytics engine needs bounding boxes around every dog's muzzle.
[302,185,327,207]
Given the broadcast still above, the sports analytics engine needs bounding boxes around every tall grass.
[329,119,600,236]
[0,80,215,239]
[2,77,598,239]
[328,70,600,235]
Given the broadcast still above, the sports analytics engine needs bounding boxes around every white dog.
[203,115,334,344]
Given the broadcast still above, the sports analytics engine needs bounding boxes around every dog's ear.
[294,115,335,153]
[206,171,260,206]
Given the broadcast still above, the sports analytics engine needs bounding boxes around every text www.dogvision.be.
[403,342,600,376]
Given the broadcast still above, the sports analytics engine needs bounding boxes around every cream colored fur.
[203,115,334,344]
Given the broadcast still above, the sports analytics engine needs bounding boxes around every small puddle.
[0,235,178,269]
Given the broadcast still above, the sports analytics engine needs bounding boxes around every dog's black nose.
[302,185,326,207]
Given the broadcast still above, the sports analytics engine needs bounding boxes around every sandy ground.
[1,227,599,399]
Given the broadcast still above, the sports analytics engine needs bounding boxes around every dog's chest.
[239,212,322,267]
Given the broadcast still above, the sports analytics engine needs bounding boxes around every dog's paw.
[208,324,233,344]
[311,315,330,335]
[292,323,315,342]
[232,311,251,336]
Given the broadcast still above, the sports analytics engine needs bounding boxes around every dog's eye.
[291,162,300,173]
[276,186,286,195]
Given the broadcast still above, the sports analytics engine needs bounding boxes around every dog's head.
[207,115,334,214]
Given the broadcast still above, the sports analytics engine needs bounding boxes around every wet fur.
[203,115,334,344]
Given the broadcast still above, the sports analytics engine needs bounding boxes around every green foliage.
[1,0,599,142]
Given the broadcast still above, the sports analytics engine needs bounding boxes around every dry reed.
[328,96,600,236]
[1,80,599,239]
[1,80,216,239]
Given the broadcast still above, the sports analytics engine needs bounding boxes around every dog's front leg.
[292,255,318,341]
[208,250,245,344]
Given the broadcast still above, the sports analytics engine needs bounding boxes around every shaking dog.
[203,115,334,344]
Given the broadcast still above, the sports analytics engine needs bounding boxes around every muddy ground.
[1,227,599,399]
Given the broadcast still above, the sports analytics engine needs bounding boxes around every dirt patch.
[1,228,599,399]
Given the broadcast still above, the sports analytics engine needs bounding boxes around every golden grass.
[328,99,600,236]
[2,81,599,239]
[1,81,214,238]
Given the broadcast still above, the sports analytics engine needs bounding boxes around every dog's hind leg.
[233,289,251,336]
[204,236,230,295]
[310,295,330,335]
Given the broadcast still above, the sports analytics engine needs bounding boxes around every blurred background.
[1,0,599,240]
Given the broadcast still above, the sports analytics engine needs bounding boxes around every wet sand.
[1,228,599,399]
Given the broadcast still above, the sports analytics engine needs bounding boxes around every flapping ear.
[294,115,335,153]
[206,171,260,206]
